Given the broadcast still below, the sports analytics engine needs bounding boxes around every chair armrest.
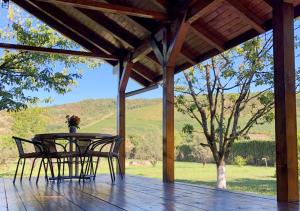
[12,136,45,153]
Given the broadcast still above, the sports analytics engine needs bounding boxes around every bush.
[234,156,247,167]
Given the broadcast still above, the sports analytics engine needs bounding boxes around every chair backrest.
[76,139,92,154]
[112,136,123,154]
[13,137,25,157]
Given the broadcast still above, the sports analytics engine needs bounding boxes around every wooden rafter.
[35,0,168,20]
[130,70,151,86]
[28,0,117,55]
[0,43,117,60]
[226,0,265,33]
[11,0,116,65]
[180,43,198,65]
[133,62,157,82]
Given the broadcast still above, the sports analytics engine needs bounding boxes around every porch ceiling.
[10,0,300,87]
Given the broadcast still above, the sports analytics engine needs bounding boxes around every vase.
[69,126,77,133]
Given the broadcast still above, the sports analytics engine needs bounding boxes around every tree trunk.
[217,161,227,189]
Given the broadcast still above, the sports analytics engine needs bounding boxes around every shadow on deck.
[0,175,299,211]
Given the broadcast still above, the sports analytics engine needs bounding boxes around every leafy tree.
[10,107,46,138]
[0,6,101,111]
[175,34,277,189]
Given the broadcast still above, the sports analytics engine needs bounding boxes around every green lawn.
[1,160,277,196]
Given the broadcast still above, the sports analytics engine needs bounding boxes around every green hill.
[3,95,300,142]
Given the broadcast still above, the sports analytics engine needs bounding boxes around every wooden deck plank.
[50,181,123,211]
[4,180,27,210]
[0,179,8,210]
[2,175,300,211]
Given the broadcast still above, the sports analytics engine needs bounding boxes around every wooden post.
[160,14,190,183]
[162,64,175,182]
[117,59,126,175]
[273,1,299,202]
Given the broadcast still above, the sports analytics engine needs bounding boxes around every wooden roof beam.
[28,0,118,55]
[132,39,152,63]
[187,0,223,24]
[226,0,265,33]
[132,62,158,82]
[130,71,151,87]
[119,60,134,92]
[0,42,118,60]
[35,0,168,20]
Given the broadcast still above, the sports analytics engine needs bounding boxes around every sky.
[0,3,300,106]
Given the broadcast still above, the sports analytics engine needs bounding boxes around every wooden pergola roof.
[10,0,300,87]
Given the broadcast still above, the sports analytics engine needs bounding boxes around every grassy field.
[1,160,277,196]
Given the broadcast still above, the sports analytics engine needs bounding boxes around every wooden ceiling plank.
[78,8,139,48]
[0,42,118,60]
[191,23,225,52]
[35,0,168,20]
[180,43,198,65]
[29,0,118,55]
[226,0,265,33]
[188,0,223,24]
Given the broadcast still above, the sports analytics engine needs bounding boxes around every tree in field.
[0,6,101,111]
[175,34,276,189]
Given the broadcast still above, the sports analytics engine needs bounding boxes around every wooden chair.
[12,136,48,184]
[84,136,123,182]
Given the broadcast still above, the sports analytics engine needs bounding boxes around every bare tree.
[175,35,276,188]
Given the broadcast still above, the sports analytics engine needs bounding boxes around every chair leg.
[29,158,37,181]
[116,156,123,179]
[93,157,100,180]
[42,159,49,182]
[62,158,65,177]
[109,157,115,182]
[47,158,55,179]
[13,158,21,184]
[107,157,114,183]
[36,159,43,184]
[20,158,26,182]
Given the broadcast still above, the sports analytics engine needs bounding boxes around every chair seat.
[20,152,44,158]
[48,151,81,158]
[86,151,118,157]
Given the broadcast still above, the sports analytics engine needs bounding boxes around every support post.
[117,59,126,175]
[158,14,190,183]
[162,64,175,182]
[273,1,299,202]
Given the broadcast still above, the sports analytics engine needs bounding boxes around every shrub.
[234,156,247,167]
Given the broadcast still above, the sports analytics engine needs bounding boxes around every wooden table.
[34,133,115,179]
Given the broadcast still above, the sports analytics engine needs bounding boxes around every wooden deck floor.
[1,175,299,211]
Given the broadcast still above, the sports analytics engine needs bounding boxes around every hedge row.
[228,141,276,166]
